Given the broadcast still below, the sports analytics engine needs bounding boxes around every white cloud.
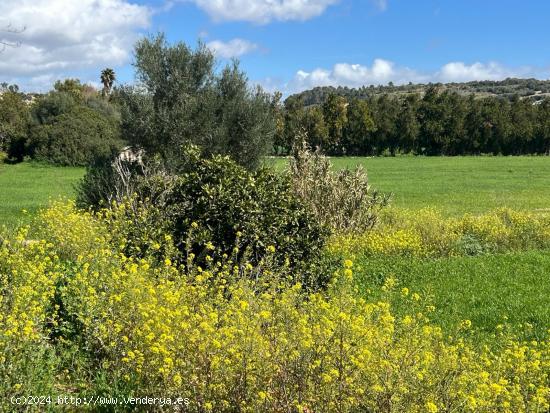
[437,62,519,82]
[187,0,339,23]
[207,38,259,58]
[0,0,151,90]
[287,59,425,92]
[278,60,547,94]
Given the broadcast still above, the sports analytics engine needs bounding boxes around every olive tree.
[117,34,276,170]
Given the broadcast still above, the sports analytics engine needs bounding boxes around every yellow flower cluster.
[1,201,549,412]
[0,226,60,398]
[330,207,550,258]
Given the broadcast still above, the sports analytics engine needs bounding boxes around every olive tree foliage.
[116,34,277,170]
[289,133,389,234]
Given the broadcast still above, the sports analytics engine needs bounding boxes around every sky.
[1,0,550,94]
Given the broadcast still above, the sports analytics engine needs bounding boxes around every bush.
[27,106,122,166]
[81,149,329,285]
[76,154,151,208]
[163,151,327,271]
[0,90,30,160]
[31,91,77,125]
[6,86,123,165]
[289,138,389,234]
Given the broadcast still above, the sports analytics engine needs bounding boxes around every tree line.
[275,87,550,156]
[2,36,550,164]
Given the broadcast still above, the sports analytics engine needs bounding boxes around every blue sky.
[1,0,549,93]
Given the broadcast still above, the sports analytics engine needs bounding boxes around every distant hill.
[289,78,550,106]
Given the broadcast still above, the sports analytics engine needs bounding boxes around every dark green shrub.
[6,85,123,164]
[79,148,328,286]
[85,96,121,121]
[76,154,138,208]
[163,151,328,269]
[32,91,77,125]
[0,90,30,160]
[27,106,122,166]
[76,153,166,209]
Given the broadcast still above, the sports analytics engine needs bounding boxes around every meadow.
[2,156,550,341]
[354,251,550,341]
[0,162,84,228]
[273,155,550,214]
[3,155,549,228]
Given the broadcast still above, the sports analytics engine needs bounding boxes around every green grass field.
[354,251,550,341]
[282,155,550,342]
[1,156,550,342]
[0,162,84,228]
[2,156,550,226]
[272,156,550,215]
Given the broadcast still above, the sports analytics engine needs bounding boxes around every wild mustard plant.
[0,227,60,402]
[330,207,550,258]
[0,201,549,412]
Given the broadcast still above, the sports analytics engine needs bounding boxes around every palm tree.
[100,68,116,96]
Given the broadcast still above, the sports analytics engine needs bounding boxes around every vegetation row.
[3,37,550,167]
